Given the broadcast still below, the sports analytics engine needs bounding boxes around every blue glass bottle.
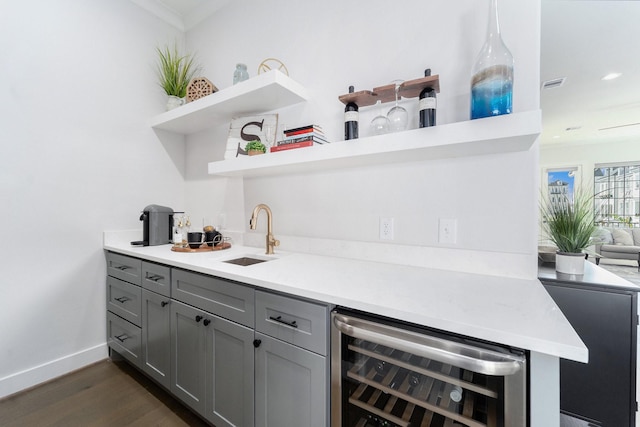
[470,0,514,120]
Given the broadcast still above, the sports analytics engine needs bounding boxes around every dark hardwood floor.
[0,358,210,426]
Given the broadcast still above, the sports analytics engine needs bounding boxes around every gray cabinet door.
[170,300,207,415]
[204,315,255,427]
[141,289,171,389]
[254,333,327,427]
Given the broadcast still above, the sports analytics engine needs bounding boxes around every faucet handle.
[274,239,280,247]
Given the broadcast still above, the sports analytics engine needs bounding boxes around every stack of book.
[270,125,329,153]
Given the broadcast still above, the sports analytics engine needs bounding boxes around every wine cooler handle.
[333,313,525,376]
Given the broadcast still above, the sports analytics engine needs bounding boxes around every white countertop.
[104,233,587,363]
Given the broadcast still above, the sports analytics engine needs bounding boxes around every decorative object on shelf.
[387,80,408,132]
[186,77,218,103]
[233,63,249,85]
[258,58,289,76]
[225,114,278,159]
[540,185,597,275]
[418,69,437,127]
[344,85,359,140]
[470,0,514,120]
[156,44,200,110]
[370,100,390,136]
[245,140,267,156]
[269,124,328,152]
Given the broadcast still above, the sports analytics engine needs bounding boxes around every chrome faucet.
[250,204,280,254]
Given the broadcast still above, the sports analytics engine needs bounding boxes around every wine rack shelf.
[207,109,541,178]
[338,74,440,107]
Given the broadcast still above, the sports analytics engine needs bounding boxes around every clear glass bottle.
[233,63,249,85]
[470,0,514,119]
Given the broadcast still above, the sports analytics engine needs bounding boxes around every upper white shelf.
[208,110,541,178]
[150,70,309,135]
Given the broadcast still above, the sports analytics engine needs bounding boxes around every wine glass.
[370,100,390,135]
[263,124,275,150]
[387,80,408,132]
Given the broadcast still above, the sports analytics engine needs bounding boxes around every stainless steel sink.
[223,256,268,266]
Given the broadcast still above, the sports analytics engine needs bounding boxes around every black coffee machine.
[138,204,174,246]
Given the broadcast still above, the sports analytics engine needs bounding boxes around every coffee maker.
[139,204,174,246]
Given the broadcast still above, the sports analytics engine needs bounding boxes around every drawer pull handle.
[269,315,298,328]
[114,297,130,303]
[203,319,211,326]
[195,315,203,323]
[253,339,262,348]
[114,334,129,342]
[115,265,130,271]
[147,274,162,282]
[161,301,169,307]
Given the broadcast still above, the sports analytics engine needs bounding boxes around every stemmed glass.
[370,100,390,135]
[263,124,275,151]
[387,80,408,132]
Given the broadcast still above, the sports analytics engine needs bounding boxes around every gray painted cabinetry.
[106,251,331,427]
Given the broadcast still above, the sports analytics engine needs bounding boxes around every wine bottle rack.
[338,74,440,108]
[346,339,500,427]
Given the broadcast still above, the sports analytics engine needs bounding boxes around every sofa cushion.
[593,227,614,244]
[633,228,640,245]
[600,244,640,255]
[612,228,634,245]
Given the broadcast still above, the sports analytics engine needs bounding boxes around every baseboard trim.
[0,343,108,399]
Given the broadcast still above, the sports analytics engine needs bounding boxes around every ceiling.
[136,0,640,147]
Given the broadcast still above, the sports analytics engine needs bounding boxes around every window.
[594,164,640,227]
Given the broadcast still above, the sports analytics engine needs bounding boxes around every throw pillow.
[611,228,634,246]
[633,228,640,246]
[592,228,614,244]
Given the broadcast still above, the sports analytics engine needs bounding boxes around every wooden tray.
[171,242,232,253]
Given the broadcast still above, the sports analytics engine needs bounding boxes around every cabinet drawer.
[107,311,141,368]
[142,261,171,297]
[107,276,142,327]
[255,291,329,355]
[106,252,142,285]
[172,269,255,328]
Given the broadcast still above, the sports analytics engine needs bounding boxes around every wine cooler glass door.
[330,311,527,427]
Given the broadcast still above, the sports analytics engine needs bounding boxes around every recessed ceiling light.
[552,135,560,139]
[602,73,622,81]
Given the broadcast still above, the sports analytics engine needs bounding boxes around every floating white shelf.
[150,70,309,135]
[207,110,541,178]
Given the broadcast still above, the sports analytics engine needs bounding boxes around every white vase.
[166,95,185,111]
[555,251,585,275]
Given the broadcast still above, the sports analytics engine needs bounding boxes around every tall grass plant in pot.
[156,44,200,110]
[540,185,597,274]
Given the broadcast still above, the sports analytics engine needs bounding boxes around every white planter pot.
[555,251,585,275]
[166,95,185,111]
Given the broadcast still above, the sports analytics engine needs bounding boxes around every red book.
[270,140,314,152]
[284,125,323,136]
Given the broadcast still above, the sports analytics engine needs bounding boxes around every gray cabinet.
[254,332,327,427]
[141,288,171,389]
[542,278,637,427]
[171,300,254,426]
[254,291,330,427]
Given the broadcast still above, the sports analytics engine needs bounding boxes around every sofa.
[593,227,640,269]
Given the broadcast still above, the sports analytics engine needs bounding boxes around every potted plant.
[245,140,266,156]
[156,44,200,110]
[540,185,597,274]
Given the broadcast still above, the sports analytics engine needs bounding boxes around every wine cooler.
[331,310,528,427]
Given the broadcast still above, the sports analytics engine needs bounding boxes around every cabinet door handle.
[269,315,298,328]
[114,334,129,342]
[195,315,203,323]
[114,297,130,303]
[253,339,262,348]
[203,319,211,326]
[147,274,162,282]
[161,301,169,307]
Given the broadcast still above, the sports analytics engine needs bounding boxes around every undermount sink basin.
[223,256,269,266]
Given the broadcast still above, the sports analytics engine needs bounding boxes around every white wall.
[183,0,541,274]
[0,0,185,397]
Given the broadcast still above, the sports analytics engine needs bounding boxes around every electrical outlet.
[439,218,457,244]
[380,217,394,240]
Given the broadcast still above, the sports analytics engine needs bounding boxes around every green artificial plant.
[540,185,597,253]
[245,140,266,153]
[156,44,199,98]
